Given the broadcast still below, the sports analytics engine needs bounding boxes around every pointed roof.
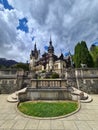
[49,35,52,45]
[34,42,37,51]
[59,53,64,60]
[48,36,54,54]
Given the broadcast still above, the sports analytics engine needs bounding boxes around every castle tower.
[48,37,54,71]
[30,43,40,70]
[48,36,54,54]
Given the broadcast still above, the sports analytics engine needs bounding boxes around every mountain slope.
[0,58,18,67]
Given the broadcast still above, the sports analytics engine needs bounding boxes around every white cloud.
[0,6,29,62]
[1,0,98,62]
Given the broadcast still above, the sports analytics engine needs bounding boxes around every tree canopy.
[74,41,94,68]
[90,45,98,67]
[12,62,29,71]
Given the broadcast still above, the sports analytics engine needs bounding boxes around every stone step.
[7,87,27,103]
[80,95,93,103]
[7,94,18,103]
[11,93,18,100]
[71,87,93,103]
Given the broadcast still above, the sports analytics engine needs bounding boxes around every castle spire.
[34,42,37,51]
[49,35,52,45]
[48,36,54,54]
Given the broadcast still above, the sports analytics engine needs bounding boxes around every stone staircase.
[7,86,92,103]
[71,87,93,103]
[7,88,27,103]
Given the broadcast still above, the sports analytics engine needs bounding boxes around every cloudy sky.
[0,0,98,62]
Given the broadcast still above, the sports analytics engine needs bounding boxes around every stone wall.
[77,79,98,94]
[0,68,98,94]
[65,68,98,94]
[0,69,31,94]
[19,88,72,101]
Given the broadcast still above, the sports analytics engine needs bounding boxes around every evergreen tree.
[95,57,98,67]
[74,41,94,68]
[90,45,98,67]
[74,42,81,67]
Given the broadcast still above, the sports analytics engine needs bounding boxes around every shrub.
[41,70,46,73]
[51,72,59,79]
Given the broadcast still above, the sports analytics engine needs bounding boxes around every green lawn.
[18,101,78,117]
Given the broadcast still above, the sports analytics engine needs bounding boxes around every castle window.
[54,65,58,69]
[9,80,14,84]
[2,80,7,84]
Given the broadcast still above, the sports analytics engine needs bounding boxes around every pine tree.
[74,41,94,68]
[74,42,81,67]
[90,45,98,67]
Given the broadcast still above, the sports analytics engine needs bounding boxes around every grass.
[18,101,78,117]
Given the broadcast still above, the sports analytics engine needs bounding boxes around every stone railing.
[31,79,67,89]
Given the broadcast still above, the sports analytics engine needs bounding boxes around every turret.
[34,43,37,51]
[48,37,54,54]
[48,37,54,71]
[29,43,40,70]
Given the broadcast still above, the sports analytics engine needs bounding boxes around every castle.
[29,38,72,74]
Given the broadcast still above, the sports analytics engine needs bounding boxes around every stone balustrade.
[31,79,67,89]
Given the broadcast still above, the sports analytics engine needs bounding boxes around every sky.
[0,0,98,62]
